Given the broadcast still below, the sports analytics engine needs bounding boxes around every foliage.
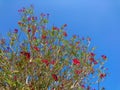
[0,6,108,90]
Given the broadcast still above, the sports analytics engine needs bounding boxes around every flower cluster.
[0,6,108,90]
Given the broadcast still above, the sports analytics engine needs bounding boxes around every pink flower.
[73,58,80,66]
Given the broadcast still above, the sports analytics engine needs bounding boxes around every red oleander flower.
[20,51,30,60]
[63,31,67,37]
[81,85,85,89]
[0,38,5,45]
[50,60,56,65]
[89,58,94,62]
[101,55,107,60]
[89,58,98,64]
[90,52,95,57]
[28,29,31,33]
[93,60,98,64]
[41,59,49,66]
[41,35,46,39]
[100,73,106,79]
[25,53,30,59]
[18,21,22,25]
[14,75,17,81]
[14,29,18,33]
[53,26,59,31]
[52,74,58,81]
[27,17,31,21]
[32,37,37,40]
[75,69,82,75]
[73,58,80,65]
[33,46,39,51]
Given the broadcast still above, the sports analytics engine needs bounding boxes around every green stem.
[98,80,100,90]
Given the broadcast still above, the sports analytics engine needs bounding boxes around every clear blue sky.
[0,0,120,89]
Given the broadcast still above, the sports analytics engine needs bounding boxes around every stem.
[98,80,100,90]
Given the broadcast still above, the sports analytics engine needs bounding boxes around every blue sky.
[0,0,120,89]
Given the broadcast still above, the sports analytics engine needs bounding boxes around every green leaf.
[43,19,48,24]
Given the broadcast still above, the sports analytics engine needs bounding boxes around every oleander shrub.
[0,6,108,90]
